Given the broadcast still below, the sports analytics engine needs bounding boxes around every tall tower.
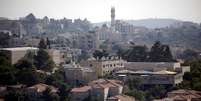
[111,7,115,31]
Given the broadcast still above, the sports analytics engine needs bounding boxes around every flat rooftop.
[116,69,177,75]
[0,47,38,51]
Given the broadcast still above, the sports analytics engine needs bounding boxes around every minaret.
[111,7,115,31]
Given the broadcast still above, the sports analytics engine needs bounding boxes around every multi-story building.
[80,56,125,77]
[114,62,190,85]
[0,47,38,64]
[115,20,136,34]
[0,47,64,66]
[0,19,26,36]
[77,31,99,51]
[63,63,97,85]
[124,62,190,73]
[96,24,121,42]
[115,70,183,85]
[47,49,64,66]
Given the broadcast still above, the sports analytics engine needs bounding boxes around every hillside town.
[1,2,201,101]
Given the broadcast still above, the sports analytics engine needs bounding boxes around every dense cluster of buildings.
[80,56,125,77]
[153,89,201,101]
[70,79,135,101]
[0,6,199,101]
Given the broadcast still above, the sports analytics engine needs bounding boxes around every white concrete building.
[0,47,38,64]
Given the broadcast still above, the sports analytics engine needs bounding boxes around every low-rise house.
[153,89,201,101]
[26,83,57,93]
[70,79,124,101]
[80,56,125,77]
[89,79,123,101]
[107,95,135,101]
[71,86,91,101]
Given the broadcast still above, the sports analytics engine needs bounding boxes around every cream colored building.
[47,49,64,66]
[125,62,180,71]
[115,62,190,85]
[0,47,65,66]
[63,63,97,85]
[115,70,183,85]
[0,47,38,64]
[80,57,125,77]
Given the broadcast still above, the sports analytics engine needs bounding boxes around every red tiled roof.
[28,83,57,93]
[168,89,201,99]
[107,95,135,101]
[71,86,91,93]
[88,79,123,89]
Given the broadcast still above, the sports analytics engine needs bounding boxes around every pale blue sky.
[0,0,201,23]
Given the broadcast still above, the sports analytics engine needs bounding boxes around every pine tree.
[38,38,47,49]
[34,49,54,72]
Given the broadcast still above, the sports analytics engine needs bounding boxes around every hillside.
[93,18,182,29]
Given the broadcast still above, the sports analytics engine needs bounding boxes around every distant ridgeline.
[95,19,201,52]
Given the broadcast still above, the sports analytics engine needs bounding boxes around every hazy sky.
[0,0,201,23]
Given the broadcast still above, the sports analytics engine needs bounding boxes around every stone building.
[80,56,125,77]
[0,47,38,64]
[124,62,190,74]
[63,63,97,85]
[70,79,124,101]
[115,62,190,85]
[47,49,64,66]
[115,70,183,85]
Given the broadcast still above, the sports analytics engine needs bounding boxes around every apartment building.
[80,56,125,77]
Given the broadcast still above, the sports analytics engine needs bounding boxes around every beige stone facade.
[0,47,38,64]
[47,49,63,66]
[115,62,190,85]
[125,62,182,72]
[63,63,97,85]
[80,57,125,77]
